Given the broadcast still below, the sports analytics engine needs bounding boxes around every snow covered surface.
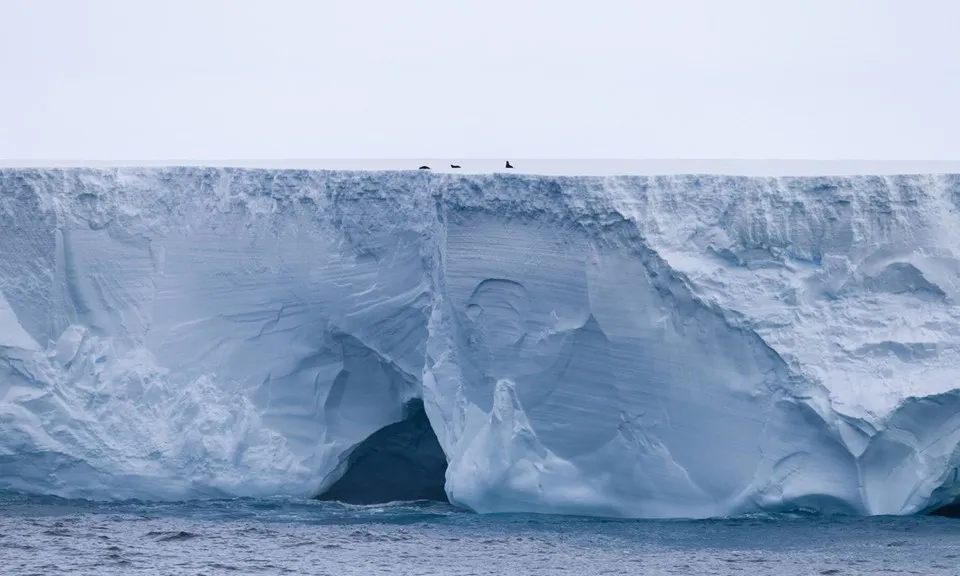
[7,159,960,177]
[1,167,959,518]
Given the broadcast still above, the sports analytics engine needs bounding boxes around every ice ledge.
[6,159,960,177]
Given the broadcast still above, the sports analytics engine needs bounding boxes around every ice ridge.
[1,167,959,518]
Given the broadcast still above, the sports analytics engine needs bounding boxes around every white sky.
[1,0,958,161]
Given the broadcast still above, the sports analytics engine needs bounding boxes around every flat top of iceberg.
[3,159,960,177]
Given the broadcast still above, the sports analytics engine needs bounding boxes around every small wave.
[147,530,200,542]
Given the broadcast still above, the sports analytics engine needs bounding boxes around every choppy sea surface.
[1,492,958,576]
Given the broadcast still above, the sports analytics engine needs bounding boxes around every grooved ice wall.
[1,168,959,518]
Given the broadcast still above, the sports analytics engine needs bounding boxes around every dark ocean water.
[1,492,958,575]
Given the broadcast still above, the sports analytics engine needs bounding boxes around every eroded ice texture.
[1,168,959,517]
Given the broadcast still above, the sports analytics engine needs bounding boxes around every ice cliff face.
[1,168,960,518]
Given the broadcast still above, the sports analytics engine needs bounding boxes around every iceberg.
[1,167,959,518]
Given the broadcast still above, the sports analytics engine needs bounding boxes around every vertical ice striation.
[1,168,959,517]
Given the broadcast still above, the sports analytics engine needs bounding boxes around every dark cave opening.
[317,399,449,505]
[929,502,960,518]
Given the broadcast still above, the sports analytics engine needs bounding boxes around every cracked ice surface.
[1,168,959,518]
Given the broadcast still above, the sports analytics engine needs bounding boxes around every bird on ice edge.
[418,161,513,170]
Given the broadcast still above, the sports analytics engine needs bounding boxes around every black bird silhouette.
[450,164,461,169]
[419,165,430,170]
[505,161,514,169]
